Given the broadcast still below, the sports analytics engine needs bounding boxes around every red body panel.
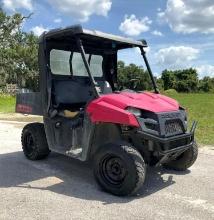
[16,104,33,114]
[86,92,180,127]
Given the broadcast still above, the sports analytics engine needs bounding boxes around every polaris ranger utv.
[16,25,198,196]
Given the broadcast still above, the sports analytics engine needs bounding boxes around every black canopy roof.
[41,25,147,50]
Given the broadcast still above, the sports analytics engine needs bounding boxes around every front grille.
[165,120,183,135]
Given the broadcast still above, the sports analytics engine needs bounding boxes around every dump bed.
[16,92,43,116]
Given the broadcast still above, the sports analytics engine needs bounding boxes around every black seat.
[52,78,92,110]
[52,77,113,110]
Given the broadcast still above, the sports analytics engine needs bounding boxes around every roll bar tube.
[140,47,159,94]
[76,37,100,98]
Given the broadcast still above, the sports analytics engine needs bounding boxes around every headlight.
[126,107,141,117]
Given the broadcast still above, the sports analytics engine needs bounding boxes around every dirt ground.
[0,119,214,220]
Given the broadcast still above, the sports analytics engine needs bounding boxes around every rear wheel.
[93,142,146,196]
[21,123,50,160]
[164,142,198,171]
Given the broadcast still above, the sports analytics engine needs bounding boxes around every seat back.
[52,77,113,109]
[52,77,92,109]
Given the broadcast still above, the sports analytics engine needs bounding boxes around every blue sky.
[1,0,214,78]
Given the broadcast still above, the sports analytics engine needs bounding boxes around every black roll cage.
[40,25,160,114]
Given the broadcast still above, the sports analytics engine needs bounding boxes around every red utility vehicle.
[16,26,198,196]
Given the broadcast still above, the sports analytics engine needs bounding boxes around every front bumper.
[136,121,197,165]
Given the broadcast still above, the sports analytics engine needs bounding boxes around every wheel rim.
[99,154,127,187]
[24,132,35,155]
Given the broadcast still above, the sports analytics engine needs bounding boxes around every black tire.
[21,123,50,160]
[164,142,198,171]
[93,142,146,196]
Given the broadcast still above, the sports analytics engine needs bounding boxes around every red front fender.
[86,100,140,127]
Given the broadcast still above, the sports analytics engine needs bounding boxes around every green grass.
[0,95,16,113]
[0,93,213,145]
[165,93,214,145]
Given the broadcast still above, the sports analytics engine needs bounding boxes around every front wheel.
[93,142,146,196]
[164,142,198,171]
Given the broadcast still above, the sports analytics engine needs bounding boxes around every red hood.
[87,92,180,126]
[95,92,179,113]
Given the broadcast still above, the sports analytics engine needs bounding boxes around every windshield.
[117,47,156,92]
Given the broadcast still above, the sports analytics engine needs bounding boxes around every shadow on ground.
[0,151,190,204]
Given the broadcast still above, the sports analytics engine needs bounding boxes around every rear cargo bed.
[16,92,43,116]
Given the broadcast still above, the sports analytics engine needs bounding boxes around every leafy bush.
[163,89,178,96]
[161,68,198,93]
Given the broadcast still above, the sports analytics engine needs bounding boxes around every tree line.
[160,69,214,93]
[0,8,39,92]
[0,8,213,93]
[118,62,214,93]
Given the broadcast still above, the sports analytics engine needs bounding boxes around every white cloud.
[54,18,62,24]
[134,47,141,54]
[119,14,152,36]
[2,0,33,11]
[152,30,163,36]
[145,47,150,54]
[31,25,49,36]
[47,0,112,22]
[158,0,214,34]
[155,46,200,69]
[196,65,214,78]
